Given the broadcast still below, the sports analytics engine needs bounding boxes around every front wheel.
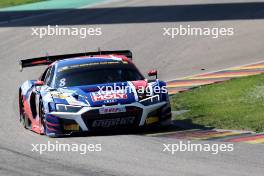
[19,94,28,129]
[39,100,47,135]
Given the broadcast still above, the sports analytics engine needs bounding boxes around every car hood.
[49,81,148,107]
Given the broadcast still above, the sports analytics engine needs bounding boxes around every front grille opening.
[81,106,143,130]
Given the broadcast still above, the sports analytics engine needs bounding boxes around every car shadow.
[61,119,214,138]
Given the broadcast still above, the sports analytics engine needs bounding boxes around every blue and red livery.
[18,50,171,137]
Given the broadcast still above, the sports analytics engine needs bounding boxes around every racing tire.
[19,94,28,129]
[39,99,47,135]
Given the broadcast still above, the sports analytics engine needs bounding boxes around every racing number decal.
[59,78,66,87]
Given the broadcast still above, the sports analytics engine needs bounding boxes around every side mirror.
[148,70,158,79]
[34,80,44,86]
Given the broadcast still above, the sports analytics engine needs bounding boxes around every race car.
[18,50,171,137]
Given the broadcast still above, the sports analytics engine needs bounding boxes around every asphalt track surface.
[0,0,264,175]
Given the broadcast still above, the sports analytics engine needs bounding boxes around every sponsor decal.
[99,106,126,114]
[103,99,117,104]
[92,117,135,128]
[50,92,67,99]
[58,61,121,72]
[91,92,128,102]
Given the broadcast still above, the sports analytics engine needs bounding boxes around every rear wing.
[19,50,133,71]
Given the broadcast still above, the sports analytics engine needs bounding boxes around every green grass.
[0,0,45,8]
[170,74,264,132]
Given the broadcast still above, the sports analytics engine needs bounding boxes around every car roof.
[54,55,131,68]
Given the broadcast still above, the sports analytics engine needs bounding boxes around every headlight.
[139,95,160,106]
[56,104,82,113]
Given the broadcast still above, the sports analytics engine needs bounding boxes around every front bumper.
[45,101,171,136]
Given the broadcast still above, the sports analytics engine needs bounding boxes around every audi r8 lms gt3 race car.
[18,50,172,137]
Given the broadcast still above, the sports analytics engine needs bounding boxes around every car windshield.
[54,64,144,88]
